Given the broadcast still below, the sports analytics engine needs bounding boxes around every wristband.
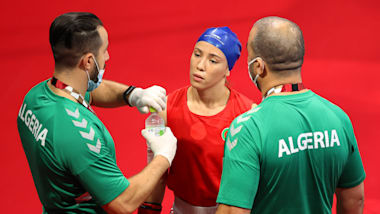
[138,202,162,213]
[122,86,136,107]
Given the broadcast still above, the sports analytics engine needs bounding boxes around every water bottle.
[145,107,165,162]
[145,107,165,136]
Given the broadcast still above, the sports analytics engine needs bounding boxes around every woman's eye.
[194,53,200,57]
[210,59,217,64]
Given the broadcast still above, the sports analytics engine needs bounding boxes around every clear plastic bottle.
[145,107,165,136]
[145,107,165,162]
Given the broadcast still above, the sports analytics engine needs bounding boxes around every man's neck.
[260,71,303,97]
[52,67,88,97]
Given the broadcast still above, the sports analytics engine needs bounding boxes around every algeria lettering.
[278,130,340,158]
[18,103,48,146]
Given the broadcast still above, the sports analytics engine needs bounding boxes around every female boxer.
[139,27,254,214]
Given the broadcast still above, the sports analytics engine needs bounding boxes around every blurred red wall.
[1,0,379,213]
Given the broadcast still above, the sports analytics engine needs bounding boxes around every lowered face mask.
[86,56,105,92]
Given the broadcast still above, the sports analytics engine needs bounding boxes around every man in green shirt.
[17,12,177,213]
[216,16,365,214]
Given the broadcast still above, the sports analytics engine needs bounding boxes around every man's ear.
[79,53,93,70]
[255,57,270,79]
[255,57,265,76]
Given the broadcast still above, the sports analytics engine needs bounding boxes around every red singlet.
[167,86,253,206]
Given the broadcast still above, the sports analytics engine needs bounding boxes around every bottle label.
[147,126,165,136]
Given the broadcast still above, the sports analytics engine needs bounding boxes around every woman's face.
[189,41,230,90]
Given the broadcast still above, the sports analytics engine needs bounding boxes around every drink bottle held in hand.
[145,107,165,162]
[145,107,165,136]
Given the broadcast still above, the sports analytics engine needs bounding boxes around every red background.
[1,0,379,213]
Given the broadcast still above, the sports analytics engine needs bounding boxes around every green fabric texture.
[17,80,129,213]
[217,90,365,214]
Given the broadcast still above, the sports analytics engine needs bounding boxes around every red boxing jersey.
[166,86,253,206]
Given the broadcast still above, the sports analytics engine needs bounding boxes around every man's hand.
[129,86,166,113]
[141,127,177,165]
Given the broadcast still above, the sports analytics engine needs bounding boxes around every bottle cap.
[149,107,157,113]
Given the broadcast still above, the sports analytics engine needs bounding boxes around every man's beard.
[91,63,105,82]
[91,67,99,82]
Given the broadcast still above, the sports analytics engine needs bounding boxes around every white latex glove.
[141,127,177,166]
[128,86,166,114]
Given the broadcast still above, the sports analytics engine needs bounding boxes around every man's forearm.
[103,155,170,213]
[122,155,170,210]
[137,171,167,214]
[144,171,167,203]
[91,79,129,108]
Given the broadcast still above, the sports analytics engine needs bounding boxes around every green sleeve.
[217,116,261,209]
[337,120,365,188]
[57,110,129,205]
[59,119,111,174]
[77,154,129,205]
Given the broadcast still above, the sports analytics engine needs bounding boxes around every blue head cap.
[197,27,242,71]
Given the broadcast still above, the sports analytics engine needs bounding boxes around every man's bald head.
[249,16,304,72]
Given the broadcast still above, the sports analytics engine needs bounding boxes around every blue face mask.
[86,56,105,92]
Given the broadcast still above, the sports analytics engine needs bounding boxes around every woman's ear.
[225,68,231,77]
